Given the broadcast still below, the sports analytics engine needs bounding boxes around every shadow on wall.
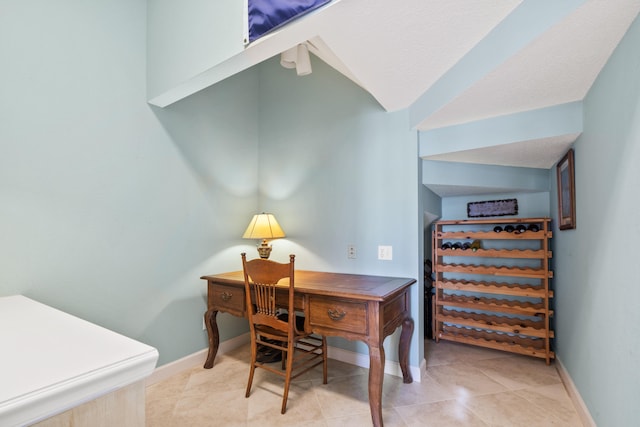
[148,66,260,204]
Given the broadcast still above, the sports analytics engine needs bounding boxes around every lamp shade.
[242,213,285,240]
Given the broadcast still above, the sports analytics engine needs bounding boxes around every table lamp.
[242,213,285,259]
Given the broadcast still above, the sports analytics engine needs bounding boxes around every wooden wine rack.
[432,217,554,364]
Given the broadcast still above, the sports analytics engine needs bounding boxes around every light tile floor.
[146,340,583,426]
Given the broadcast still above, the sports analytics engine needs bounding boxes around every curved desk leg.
[368,343,385,427]
[368,316,414,426]
[204,309,219,369]
[399,316,414,383]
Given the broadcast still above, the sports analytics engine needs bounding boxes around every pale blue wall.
[0,0,258,366]
[423,161,550,195]
[256,56,422,365]
[551,14,640,426]
[422,184,442,262]
[147,0,245,101]
[422,186,442,221]
[419,102,582,158]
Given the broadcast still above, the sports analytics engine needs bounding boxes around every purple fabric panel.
[248,0,331,42]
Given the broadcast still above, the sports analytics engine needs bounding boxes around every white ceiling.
[411,0,640,130]
[281,0,639,196]
[424,133,582,169]
[295,0,640,171]
[311,0,523,113]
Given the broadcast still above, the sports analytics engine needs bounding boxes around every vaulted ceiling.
[319,1,639,129]
[264,0,639,196]
[149,0,640,195]
[301,0,639,170]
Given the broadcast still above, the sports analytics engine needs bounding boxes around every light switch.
[378,245,392,260]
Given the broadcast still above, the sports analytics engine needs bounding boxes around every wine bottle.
[515,224,526,234]
[451,242,462,250]
[470,240,482,251]
[504,225,515,233]
[441,242,452,250]
[493,226,503,233]
[461,242,471,250]
[527,224,540,232]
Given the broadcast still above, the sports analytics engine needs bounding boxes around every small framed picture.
[467,198,518,218]
[557,149,576,230]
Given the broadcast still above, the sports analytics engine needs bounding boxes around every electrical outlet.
[347,244,357,259]
[378,245,393,260]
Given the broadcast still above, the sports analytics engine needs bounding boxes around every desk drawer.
[208,283,245,316]
[308,296,367,335]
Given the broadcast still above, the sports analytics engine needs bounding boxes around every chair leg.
[281,343,295,414]
[246,337,258,398]
[322,336,328,384]
[246,367,256,397]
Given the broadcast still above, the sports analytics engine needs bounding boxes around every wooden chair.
[241,252,327,414]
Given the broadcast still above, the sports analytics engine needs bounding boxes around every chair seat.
[255,315,307,363]
[255,324,288,339]
[255,320,305,340]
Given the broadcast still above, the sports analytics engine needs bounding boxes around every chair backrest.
[241,252,296,334]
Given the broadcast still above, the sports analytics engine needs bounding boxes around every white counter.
[0,295,158,426]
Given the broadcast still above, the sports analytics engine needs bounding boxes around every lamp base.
[257,240,272,259]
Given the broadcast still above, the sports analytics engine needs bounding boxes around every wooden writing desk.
[201,270,416,427]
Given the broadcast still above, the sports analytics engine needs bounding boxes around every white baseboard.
[556,356,596,427]
[419,357,427,382]
[145,333,250,386]
[146,334,423,385]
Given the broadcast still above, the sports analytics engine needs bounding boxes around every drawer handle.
[220,292,233,301]
[327,309,346,321]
